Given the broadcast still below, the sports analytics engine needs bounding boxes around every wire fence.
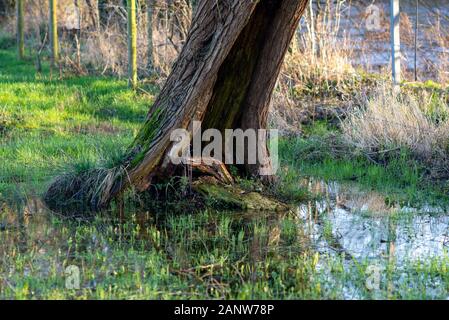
[296,0,449,82]
[0,0,448,82]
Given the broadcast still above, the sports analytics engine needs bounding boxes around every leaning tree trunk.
[45,0,309,213]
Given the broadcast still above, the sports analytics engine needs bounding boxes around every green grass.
[3,203,449,299]
[2,45,449,300]
[0,46,325,299]
[3,203,324,299]
[279,122,449,208]
[0,48,156,198]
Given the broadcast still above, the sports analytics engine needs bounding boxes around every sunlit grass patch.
[2,41,449,301]
[0,48,154,196]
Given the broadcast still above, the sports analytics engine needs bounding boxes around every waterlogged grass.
[2,45,449,300]
[0,47,319,299]
[0,48,155,197]
[2,202,449,300]
[279,122,449,208]
[2,205,323,299]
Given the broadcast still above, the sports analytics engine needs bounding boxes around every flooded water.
[5,181,449,267]
[2,178,449,299]
[299,179,449,263]
[297,179,449,299]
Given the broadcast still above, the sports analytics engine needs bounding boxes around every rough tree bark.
[45,0,309,213]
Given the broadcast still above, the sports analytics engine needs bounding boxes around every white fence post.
[390,0,401,85]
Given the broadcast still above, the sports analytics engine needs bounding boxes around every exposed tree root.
[44,167,290,217]
[192,176,290,212]
[184,157,234,185]
[43,0,308,215]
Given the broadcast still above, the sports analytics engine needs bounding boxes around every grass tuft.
[342,84,449,179]
[0,48,154,199]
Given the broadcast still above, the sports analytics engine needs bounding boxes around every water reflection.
[298,179,449,263]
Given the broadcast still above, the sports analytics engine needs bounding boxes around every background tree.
[49,0,59,67]
[16,0,24,59]
[127,0,137,88]
[0,0,15,22]
[86,0,101,31]
[45,0,309,212]
[147,0,154,74]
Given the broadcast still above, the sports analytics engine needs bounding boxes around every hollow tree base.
[44,0,309,214]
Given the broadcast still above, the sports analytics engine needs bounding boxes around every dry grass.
[341,84,449,178]
[80,1,190,78]
[44,166,127,215]
[3,1,448,85]
[1,0,191,78]
[293,0,355,82]
[271,1,357,133]
[273,0,449,113]
[278,0,355,97]
[423,12,449,83]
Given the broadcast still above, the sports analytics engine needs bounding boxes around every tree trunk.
[147,0,155,73]
[49,0,59,67]
[16,0,25,60]
[0,1,15,22]
[86,0,101,31]
[127,0,138,89]
[45,0,309,212]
